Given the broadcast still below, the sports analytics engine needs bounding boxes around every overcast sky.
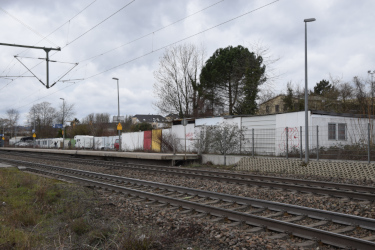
[1,0,374,125]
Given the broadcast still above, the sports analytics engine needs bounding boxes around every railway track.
[2,157,375,249]
[2,151,375,201]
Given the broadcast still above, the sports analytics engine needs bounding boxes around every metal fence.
[241,124,374,162]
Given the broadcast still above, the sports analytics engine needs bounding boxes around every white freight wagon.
[74,135,94,149]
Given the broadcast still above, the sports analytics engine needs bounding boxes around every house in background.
[258,94,327,115]
[132,114,169,129]
[165,113,179,122]
[258,95,288,115]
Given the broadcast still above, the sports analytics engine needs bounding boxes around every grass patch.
[0,168,156,249]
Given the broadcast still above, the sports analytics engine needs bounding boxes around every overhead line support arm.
[0,42,61,89]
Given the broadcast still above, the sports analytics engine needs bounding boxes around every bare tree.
[338,82,354,112]
[95,113,110,123]
[248,40,281,104]
[6,109,19,137]
[81,113,112,136]
[353,76,369,114]
[258,89,278,105]
[56,101,75,125]
[194,123,246,165]
[153,43,206,118]
[82,113,95,124]
[28,102,57,138]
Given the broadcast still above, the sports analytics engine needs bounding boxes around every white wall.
[310,114,371,149]
[196,117,241,127]
[274,111,310,156]
[74,136,93,149]
[122,132,144,151]
[9,137,23,145]
[172,124,195,152]
[242,115,277,155]
[195,117,224,126]
[274,111,372,155]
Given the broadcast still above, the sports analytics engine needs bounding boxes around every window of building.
[338,123,346,140]
[283,104,287,112]
[266,106,270,113]
[328,123,336,140]
[275,105,279,112]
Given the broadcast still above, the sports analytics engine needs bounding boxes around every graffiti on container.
[186,132,194,139]
[278,127,299,152]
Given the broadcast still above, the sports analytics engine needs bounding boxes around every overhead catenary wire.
[0,0,98,88]
[1,0,224,96]
[77,0,225,63]
[9,0,280,111]
[65,0,226,79]
[0,0,135,91]
[0,7,59,48]
[16,0,98,56]
[88,0,280,78]
[64,0,136,48]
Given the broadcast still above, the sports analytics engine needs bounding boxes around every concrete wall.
[202,154,245,165]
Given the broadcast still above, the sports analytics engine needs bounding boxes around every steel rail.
[16,164,375,250]
[8,150,375,193]
[2,151,375,199]
[3,158,375,231]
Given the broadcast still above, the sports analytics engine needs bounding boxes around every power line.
[63,0,226,81]
[88,0,280,78]
[1,0,222,93]
[0,0,135,91]
[77,0,225,63]
[64,0,136,47]
[0,0,98,88]
[9,0,280,111]
[0,7,59,47]
[17,0,98,56]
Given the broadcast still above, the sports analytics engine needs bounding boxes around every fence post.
[299,126,302,161]
[317,126,319,161]
[252,128,254,157]
[286,127,288,159]
[368,123,371,164]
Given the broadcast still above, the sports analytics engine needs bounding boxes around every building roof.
[133,114,167,123]
[166,113,179,119]
[311,110,375,118]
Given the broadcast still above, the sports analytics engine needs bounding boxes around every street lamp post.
[2,120,4,148]
[60,98,65,149]
[304,18,316,164]
[112,77,121,151]
[368,70,375,115]
[33,111,36,148]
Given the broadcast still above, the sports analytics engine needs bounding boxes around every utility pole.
[112,77,122,151]
[368,70,375,144]
[304,18,316,164]
[60,98,65,149]
[369,70,375,115]
[2,120,4,148]
[0,43,61,89]
[33,111,36,148]
[15,125,17,147]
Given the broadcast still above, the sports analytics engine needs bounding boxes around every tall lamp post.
[304,18,316,164]
[368,70,375,115]
[60,98,65,149]
[112,77,121,151]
